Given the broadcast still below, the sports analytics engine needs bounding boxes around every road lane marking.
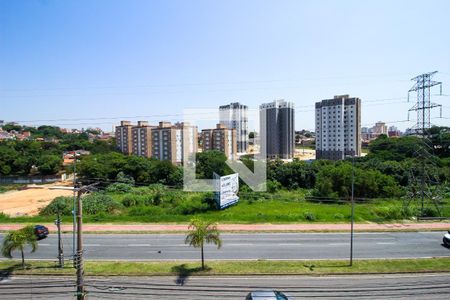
[128,244,151,247]
[377,242,396,245]
[328,243,348,246]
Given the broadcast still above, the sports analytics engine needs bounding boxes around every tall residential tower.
[315,95,361,160]
[219,102,248,153]
[259,100,295,159]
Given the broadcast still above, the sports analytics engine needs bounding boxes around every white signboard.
[214,173,239,209]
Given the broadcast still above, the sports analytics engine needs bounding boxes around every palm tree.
[1,225,38,269]
[185,218,222,270]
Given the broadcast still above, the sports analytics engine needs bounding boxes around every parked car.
[245,291,293,300]
[34,225,49,240]
[443,230,450,247]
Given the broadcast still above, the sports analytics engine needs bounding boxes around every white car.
[245,291,293,300]
[443,230,450,247]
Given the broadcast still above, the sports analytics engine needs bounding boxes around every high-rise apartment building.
[131,121,154,158]
[315,95,361,160]
[115,121,133,155]
[151,121,198,165]
[219,102,248,153]
[259,100,295,159]
[202,124,237,159]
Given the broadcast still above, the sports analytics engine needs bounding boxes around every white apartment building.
[315,95,361,160]
[219,102,248,153]
[151,121,197,165]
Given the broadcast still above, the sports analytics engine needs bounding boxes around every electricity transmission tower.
[408,71,442,134]
[405,71,444,218]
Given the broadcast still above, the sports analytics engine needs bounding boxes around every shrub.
[82,193,122,214]
[334,213,345,220]
[420,207,439,217]
[176,195,210,215]
[266,180,282,193]
[303,211,316,221]
[40,196,73,215]
[106,183,132,193]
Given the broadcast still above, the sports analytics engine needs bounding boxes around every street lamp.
[345,154,355,267]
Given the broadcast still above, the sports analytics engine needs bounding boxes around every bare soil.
[0,183,73,217]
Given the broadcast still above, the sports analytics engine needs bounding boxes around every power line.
[7,96,411,125]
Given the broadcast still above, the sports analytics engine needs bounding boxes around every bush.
[334,213,345,220]
[106,183,132,193]
[176,195,210,215]
[82,193,122,214]
[420,207,440,217]
[303,211,316,221]
[40,196,73,215]
[266,180,282,193]
[122,194,155,207]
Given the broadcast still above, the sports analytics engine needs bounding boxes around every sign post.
[214,173,239,209]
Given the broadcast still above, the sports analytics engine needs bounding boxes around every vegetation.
[40,194,122,216]
[1,225,38,268]
[0,131,116,176]
[14,186,444,223]
[185,218,222,269]
[1,257,449,276]
[2,126,449,223]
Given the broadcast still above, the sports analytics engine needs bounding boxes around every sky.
[1,0,450,132]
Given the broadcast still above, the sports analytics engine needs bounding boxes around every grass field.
[0,184,26,194]
[1,257,449,276]
[0,185,448,224]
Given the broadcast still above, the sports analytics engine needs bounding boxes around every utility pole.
[55,213,64,268]
[72,151,77,265]
[74,182,98,300]
[75,188,84,300]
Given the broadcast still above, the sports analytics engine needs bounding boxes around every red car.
[34,225,49,240]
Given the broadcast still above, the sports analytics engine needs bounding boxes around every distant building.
[131,121,155,158]
[115,121,133,155]
[219,102,248,153]
[202,124,237,159]
[388,125,402,137]
[372,121,388,136]
[151,121,198,165]
[315,95,361,160]
[260,100,295,159]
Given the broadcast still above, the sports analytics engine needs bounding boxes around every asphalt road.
[0,231,449,261]
[1,273,450,299]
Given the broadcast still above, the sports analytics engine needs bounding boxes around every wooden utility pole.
[55,213,64,268]
[48,182,98,300]
[76,188,85,300]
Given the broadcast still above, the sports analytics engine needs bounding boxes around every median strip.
[1,257,449,276]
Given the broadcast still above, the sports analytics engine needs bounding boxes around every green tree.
[185,218,222,270]
[37,154,62,175]
[196,150,230,179]
[1,225,38,269]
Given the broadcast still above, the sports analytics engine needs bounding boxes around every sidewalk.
[0,222,449,233]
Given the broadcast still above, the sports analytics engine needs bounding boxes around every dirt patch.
[0,183,73,217]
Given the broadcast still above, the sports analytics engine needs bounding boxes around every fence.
[0,175,63,184]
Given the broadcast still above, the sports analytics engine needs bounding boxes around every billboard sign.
[214,173,239,209]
